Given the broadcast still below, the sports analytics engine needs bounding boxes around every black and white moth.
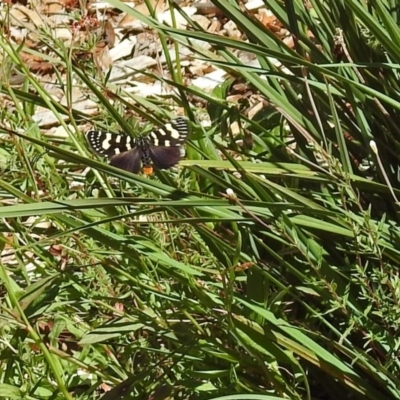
[85,117,189,174]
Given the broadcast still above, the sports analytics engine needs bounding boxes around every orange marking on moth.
[142,166,154,175]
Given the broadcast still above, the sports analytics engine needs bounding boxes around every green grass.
[1,0,400,399]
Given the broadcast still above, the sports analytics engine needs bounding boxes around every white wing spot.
[150,133,159,146]
[115,135,122,144]
[170,129,180,139]
[101,134,113,150]
[164,140,170,147]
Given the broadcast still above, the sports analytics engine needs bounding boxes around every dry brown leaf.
[93,42,113,72]
[191,14,211,31]
[10,4,49,29]
[223,20,241,40]
[103,20,116,48]
[191,1,224,16]
[99,383,112,392]
[49,244,63,256]
[134,31,162,57]
[258,9,284,33]
[8,0,28,5]
[118,0,166,28]
[208,19,222,34]
[62,0,80,11]
[109,37,137,61]
[71,15,100,35]
[20,52,55,74]
[247,102,264,120]
[39,0,65,15]
[245,0,265,11]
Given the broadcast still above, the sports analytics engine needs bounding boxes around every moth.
[85,117,189,174]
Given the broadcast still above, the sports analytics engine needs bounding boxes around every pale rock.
[208,19,221,34]
[125,81,171,97]
[61,87,86,106]
[226,94,243,103]
[24,216,52,229]
[33,108,69,128]
[191,14,211,31]
[53,28,73,43]
[158,47,191,64]
[191,69,228,92]
[245,0,266,11]
[158,7,197,29]
[267,57,294,76]
[223,20,241,40]
[45,125,69,138]
[230,121,240,135]
[186,38,212,51]
[9,26,28,42]
[10,5,49,29]
[73,99,99,115]
[48,11,70,26]
[119,5,196,30]
[69,181,85,191]
[33,98,98,128]
[43,82,63,101]
[90,1,136,10]
[118,14,147,30]
[109,37,137,62]
[248,102,264,120]
[109,55,157,82]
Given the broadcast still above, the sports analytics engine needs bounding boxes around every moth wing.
[148,146,182,170]
[85,130,135,158]
[110,148,142,173]
[148,118,189,147]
